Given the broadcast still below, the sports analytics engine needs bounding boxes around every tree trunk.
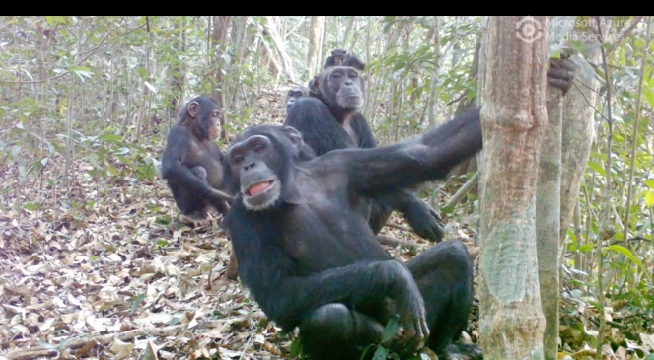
[228,16,251,123]
[319,17,328,72]
[307,16,324,77]
[538,86,562,360]
[341,16,355,48]
[478,16,549,360]
[427,16,441,127]
[559,38,600,250]
[211,16,232,141]
[168,17,186,120]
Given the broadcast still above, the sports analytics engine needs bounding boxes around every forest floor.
[0,87,647,360]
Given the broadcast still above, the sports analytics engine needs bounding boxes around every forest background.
[0,16,652,360]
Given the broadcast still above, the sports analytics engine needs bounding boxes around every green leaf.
[645,190,654,207]
[23,202,39,211]
[99,134,123,142]
[587,161,606,176]
[440,205,455,214]
[156,215,172,225]
[88,153,100,168]
[11,145,22,157]
[129,294,146,314]
[106,164,120,177]
[633,189,647,201]
[567,229,577,249]
[579,244,595,252]
[644,180,654,189]
[606,245,644,269]
[381,316,400,343]
[372,345,389,360]
[643,82,654,110]
[46,16,68,26]
[289,337,303,357]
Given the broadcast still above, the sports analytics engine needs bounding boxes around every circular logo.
[515,17,543,44]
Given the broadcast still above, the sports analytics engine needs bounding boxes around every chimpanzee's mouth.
[246,180,274,197]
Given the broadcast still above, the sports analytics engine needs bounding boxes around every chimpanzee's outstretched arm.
[317,107,482,195]
[225,201,428,340]
[350,114,443,241]
[162,126,233,202]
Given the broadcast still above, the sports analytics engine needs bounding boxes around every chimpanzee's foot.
[440,342,483,360]
[225,253,239,280]
[180,212,214,228]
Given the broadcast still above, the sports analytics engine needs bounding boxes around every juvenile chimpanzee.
[222,109,483,360]
[162,97,233,226]
[287,64,445,242]
[323,48,366,70]
[285,85,310,114]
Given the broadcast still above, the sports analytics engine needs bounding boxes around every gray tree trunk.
[478,16,549,360]
[538,86,562,360]
[559,48,600,250]
[307,16,325,77]
[427,16,441,126]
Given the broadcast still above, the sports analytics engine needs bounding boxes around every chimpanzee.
[285,85,310,114]
[323,48,366,71]
[162,97,233,226]
[308,49,367,99]
[222,108,483,360]
[287,64,445,242]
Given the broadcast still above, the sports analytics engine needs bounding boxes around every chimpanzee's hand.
[391,262,430,351]
[210,188,235,203]
[547,55,576,95]
[406,199,445,242]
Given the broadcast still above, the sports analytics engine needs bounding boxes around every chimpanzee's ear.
[309,76,321,93]
[187,101,199,118]
[280,125,310,205]
[281,126,304,154]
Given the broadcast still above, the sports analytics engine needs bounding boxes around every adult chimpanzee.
[222,108,482,360]
[287,64,445,242]
[285,85,310,114]
[308,49,366,99]
[162,97,233,226]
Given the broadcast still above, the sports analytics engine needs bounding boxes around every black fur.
[223,108,483,360]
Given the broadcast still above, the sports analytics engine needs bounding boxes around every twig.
[595,16,613,360]
[385,223,412,233]
[444,172,478,208]
[377,234,425,252]
[445,93,466,106]
[622,16,650,256]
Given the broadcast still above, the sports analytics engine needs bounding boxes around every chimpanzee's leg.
[298,303,387,360]
[172,166,212,225]
[407,240,481,359]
